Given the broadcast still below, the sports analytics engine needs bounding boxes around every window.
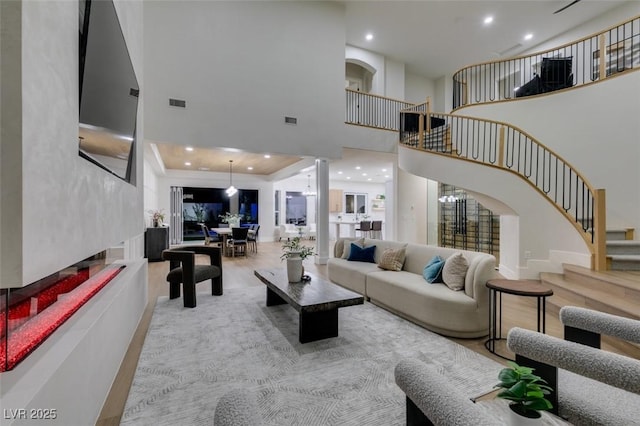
[345,193,367,214]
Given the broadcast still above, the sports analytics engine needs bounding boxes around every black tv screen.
[79,0,139,183]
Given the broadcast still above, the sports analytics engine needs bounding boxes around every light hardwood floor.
[95,241,626,425]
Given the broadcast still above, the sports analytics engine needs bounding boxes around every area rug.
[121,284,502,425]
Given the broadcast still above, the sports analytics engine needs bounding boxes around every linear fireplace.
[0,253,125,372]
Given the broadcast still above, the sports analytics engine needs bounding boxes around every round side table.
[484,279,553,360]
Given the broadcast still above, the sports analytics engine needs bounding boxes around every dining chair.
[199,223,220,246]
[370,220,383,239]
[355,221,371,238]
[227,227,249,257]
[248,224,260,253]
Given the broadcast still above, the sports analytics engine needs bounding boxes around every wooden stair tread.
[541,273,639,319]
[562,263,640,290]
[607,240,640,247]
[608,254,640,260]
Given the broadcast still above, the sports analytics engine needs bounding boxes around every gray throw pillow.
[442,252,468,291]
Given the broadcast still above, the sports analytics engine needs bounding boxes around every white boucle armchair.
[507,306,640,425]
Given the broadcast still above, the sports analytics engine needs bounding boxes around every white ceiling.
[344,0,630,78]
[152,0,631,181]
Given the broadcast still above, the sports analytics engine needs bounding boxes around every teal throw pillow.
[347,243,376,263]
[423,255,445,283]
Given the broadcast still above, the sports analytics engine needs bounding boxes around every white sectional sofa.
[327,238,497,338]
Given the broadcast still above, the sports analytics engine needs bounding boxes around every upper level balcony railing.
[345,88,414,131]
[399,103,606,271]
[453,15,640,109]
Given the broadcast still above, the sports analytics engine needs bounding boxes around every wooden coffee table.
[254,269,364,343]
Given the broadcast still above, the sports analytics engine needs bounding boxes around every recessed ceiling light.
[524,33,533,41]
[199,167,210,171]
[365,33,373,41]
[381,168,387,172]
[346,176,351,180]
[247,166,253,170]
[264,154,271,159]
[484,16,493,25]
[184,162,191,166]
[385,175,390,178]
[362,173,367,176]
[367,178,372,181]
[338,171,343,175]
[355,166,361,170]
[185,146,194,152]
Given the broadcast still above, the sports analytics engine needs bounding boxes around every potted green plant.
[495,361,553,423]
[281,236,314,282]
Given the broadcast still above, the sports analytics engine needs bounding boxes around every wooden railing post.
[418,114,424,149]
[425,97,431,133]
[593,189,607,271]
[598,34,606,81]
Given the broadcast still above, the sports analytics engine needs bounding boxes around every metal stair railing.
[453,15,640,109]
[400,104,607,271]
[345,88,415,131]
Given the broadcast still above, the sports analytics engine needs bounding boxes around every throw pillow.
[378,247,407,271]
[422,255,445,283]
[341,238,365,259]
[347,243,376,263]
[442,252,469,291]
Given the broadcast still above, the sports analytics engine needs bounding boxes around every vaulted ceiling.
[150,0,633,181]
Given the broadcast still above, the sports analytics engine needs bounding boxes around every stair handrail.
[345,88,415,131]
[399,105,606,270]
[453,14,640,109]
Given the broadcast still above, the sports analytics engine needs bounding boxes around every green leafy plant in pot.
[495,361,553,421]
[281,236,314,282]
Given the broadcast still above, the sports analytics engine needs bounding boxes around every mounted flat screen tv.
[79,0,139,183]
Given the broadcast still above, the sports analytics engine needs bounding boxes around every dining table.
[210,227,256,256]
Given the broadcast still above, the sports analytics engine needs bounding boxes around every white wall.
[385,59,405,100]
[144,1,346,160]
[396,169,428,244]
[405,72,436,105]
[1,0,145,288]
[458,71,640,235]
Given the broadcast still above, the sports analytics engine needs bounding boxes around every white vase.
[286,257,303,282]
[228,218,240,228]
[508,405,541,426]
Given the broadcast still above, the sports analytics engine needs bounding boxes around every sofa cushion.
[327,258,380,295]
[341,238,365,259]
[348,243,376,263]
[422,256,445,283]
[378,246,407,271]
[442,253,468,291]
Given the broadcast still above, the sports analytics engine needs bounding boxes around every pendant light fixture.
[302,174,316,197]
[225,160,237,197]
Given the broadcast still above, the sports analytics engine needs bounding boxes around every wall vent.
[284,116,297,125]
[169,98,186,108]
